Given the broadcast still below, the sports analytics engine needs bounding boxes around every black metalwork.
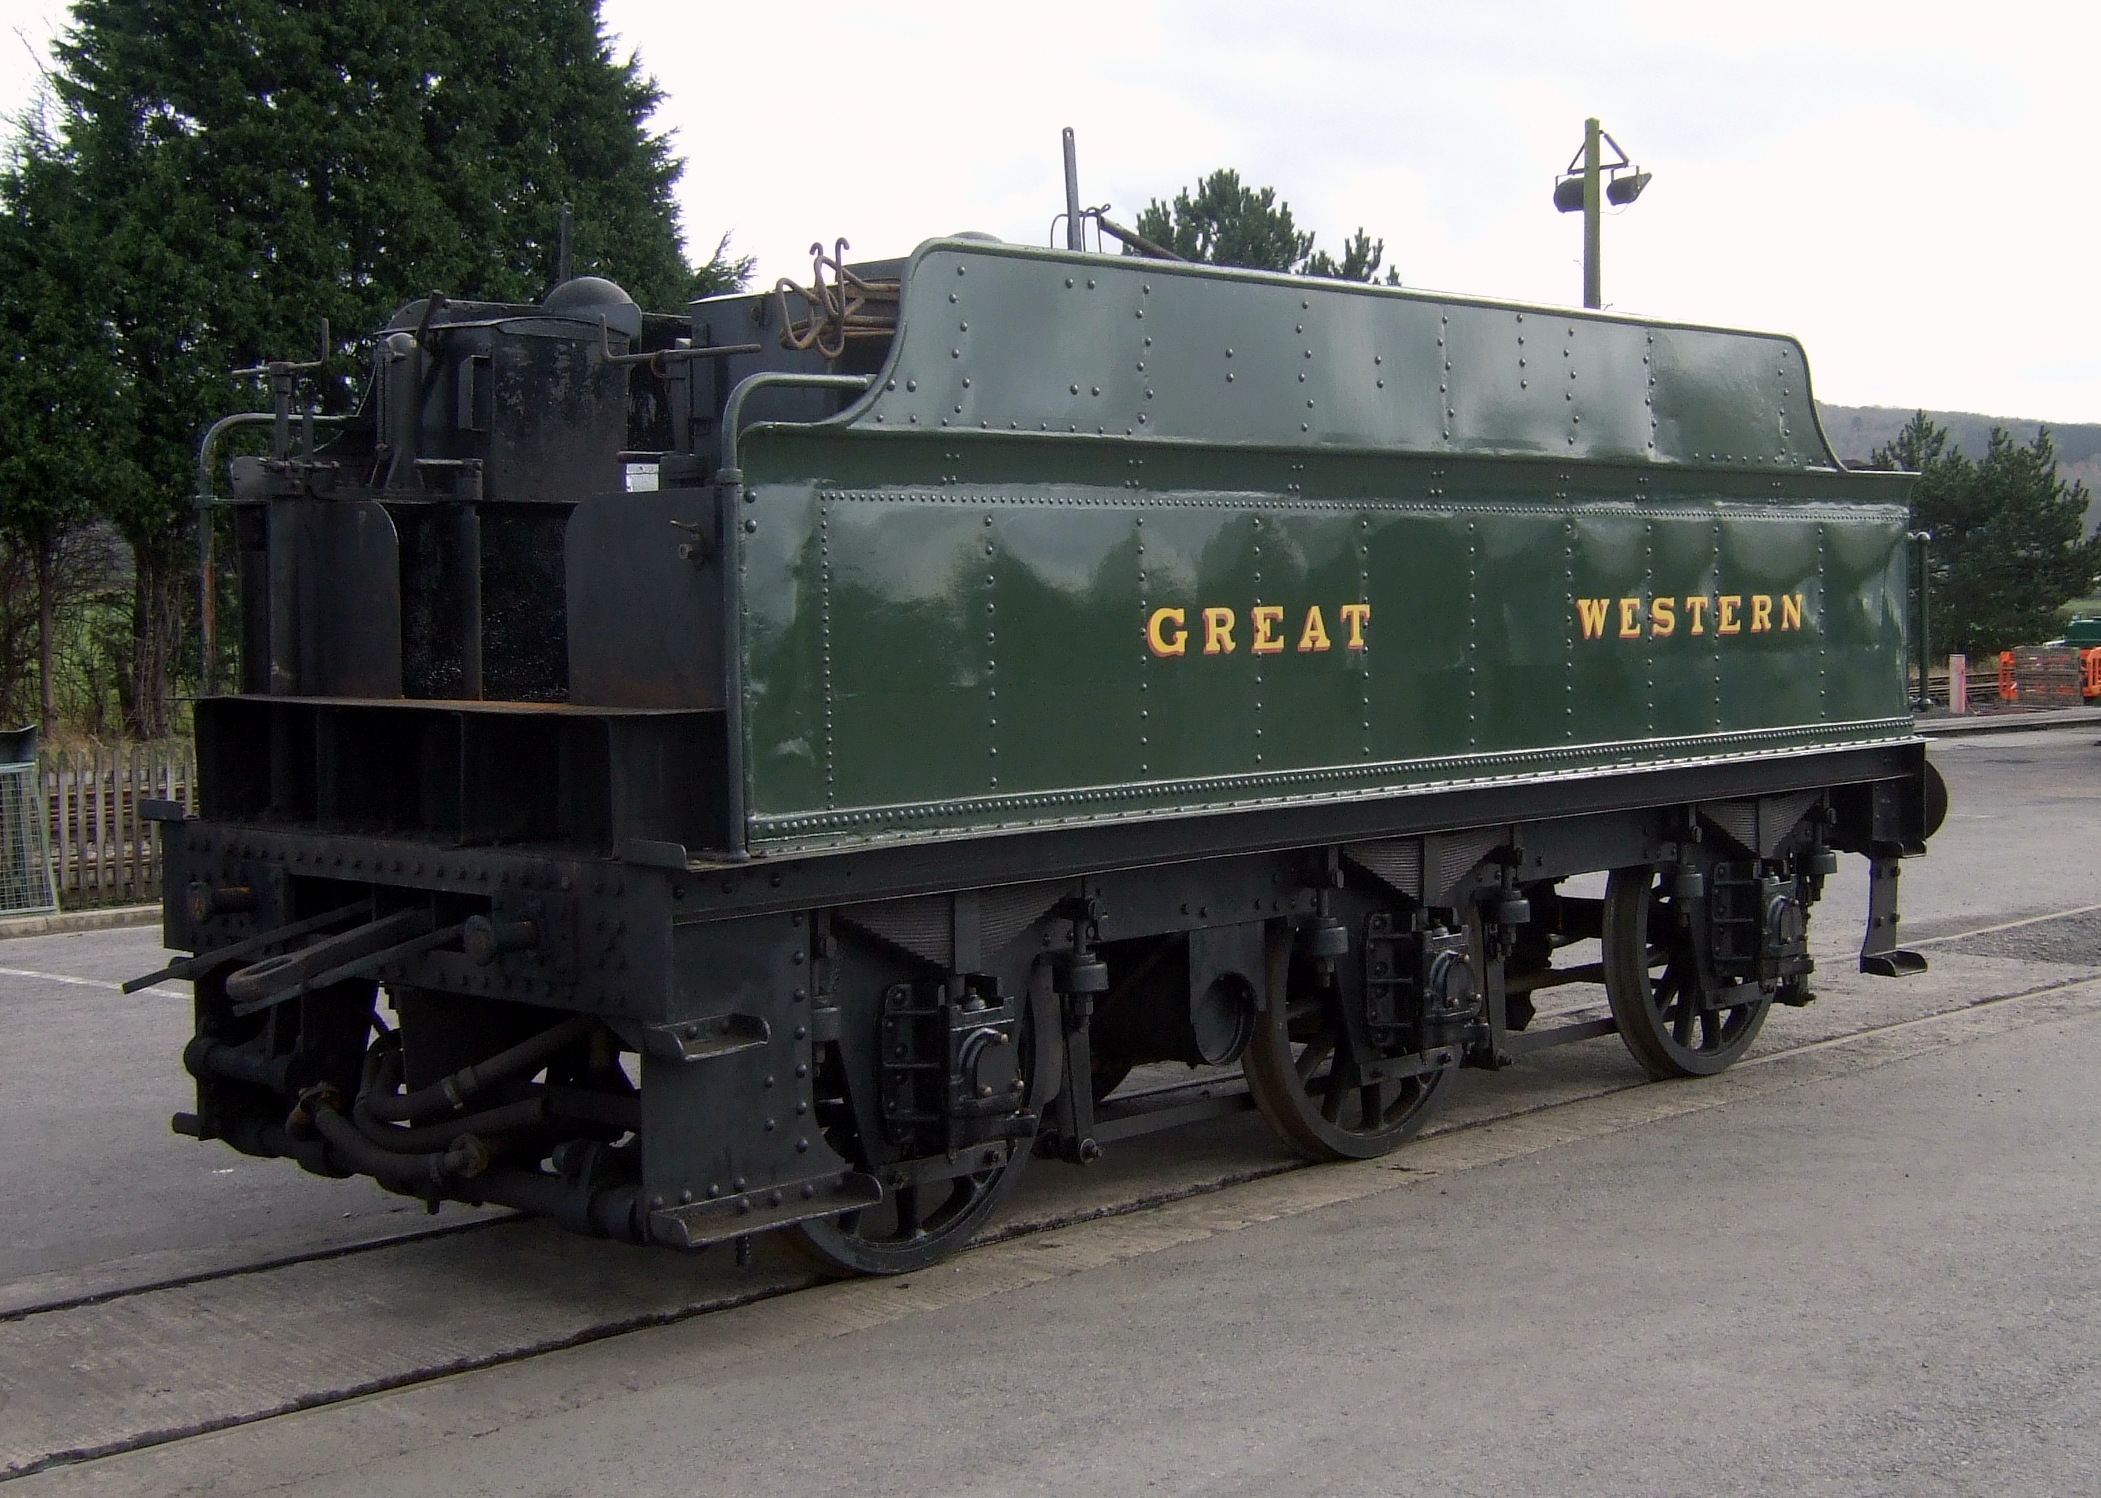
[1243,924,1460,1161]
[147,229,1947,1281]
[1601,866,1772,1079]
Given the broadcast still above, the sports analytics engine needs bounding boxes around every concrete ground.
[3,725,2098,1494]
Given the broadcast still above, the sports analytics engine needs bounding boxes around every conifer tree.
[1132,169,1397,283]
[1875,411,2100,656]
[17,0,744,733]
[0,118,141,732]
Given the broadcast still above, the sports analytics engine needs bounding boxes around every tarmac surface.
[1,724,2097,1494]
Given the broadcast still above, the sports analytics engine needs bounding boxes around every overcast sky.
[3,1,2093,422]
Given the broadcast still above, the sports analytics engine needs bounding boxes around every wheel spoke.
[792,997,1042,1276]
[1294,1035,1335,1085]
[1604,864,1775,1081]
[894,1184,923,1240]
[1319,1066,1350,1122]
[1243,935,1457,1161]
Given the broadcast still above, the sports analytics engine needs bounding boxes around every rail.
[718,372,874,477]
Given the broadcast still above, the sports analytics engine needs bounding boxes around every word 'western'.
[1578,593,1808,639]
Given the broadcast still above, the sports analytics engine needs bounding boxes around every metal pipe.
[718,371,874,476]
[453,502,483,698]
[231,1117,343,1178]
[1096,215,1186,262]
[459,1168,649,1242]
[714,371,873,863]
[310,1103,489,1188]
[712,467,751,862]
[184,1035,293,1094]
[353,1092,549,1152]
[360,1015,597,1123]
[1063,127,1084,252]
[252,1095,647,1240]
[195,412,271,697]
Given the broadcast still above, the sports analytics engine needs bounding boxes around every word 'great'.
[1147,604,1369,657]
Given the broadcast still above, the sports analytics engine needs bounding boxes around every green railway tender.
[152,225,1940,1277]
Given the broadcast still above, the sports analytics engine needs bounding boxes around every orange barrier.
[1991,648,2100,702]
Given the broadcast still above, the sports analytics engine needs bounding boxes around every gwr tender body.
[151,237,1938,1273]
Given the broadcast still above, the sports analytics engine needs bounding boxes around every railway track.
[8,929,2101,1487]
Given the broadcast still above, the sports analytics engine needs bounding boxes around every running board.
[1090,1085,1255,1146]
[1501,1015,1620,1057]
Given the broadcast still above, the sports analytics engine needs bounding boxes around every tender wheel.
[1602,865,1770,1079]
[785,986,1052,1277]
[786,1146,1030,1277]
[1242,929,1456,1162]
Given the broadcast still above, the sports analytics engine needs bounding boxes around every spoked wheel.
[785,987,1053,1277]
[1602,865,1770,1079]
[786,1145,1031,1277]
[1242,933,1456,1162]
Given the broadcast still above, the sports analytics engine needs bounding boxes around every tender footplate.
[648,1169,883,1249]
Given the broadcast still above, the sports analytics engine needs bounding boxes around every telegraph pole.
[1581,118,1603,310]
[1554,120,1650,310]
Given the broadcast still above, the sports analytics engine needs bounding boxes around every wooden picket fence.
[40,740,195,910]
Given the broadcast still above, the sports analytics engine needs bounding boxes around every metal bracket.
[641,1013,770,1062]
[648,1169,883,1249]
[1858,855,1927,976]
[619,838,692,870]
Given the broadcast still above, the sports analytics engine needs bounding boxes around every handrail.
[707,372,873,862]
[194,412,350,694]
[718,371,873,476]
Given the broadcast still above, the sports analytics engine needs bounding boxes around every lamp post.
[1553,118,1651,309]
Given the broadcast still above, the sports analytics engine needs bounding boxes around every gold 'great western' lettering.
[1147,604,1368,659]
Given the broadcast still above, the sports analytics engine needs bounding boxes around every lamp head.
[1605,170,1652,206]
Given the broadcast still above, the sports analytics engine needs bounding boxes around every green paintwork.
[730,240,1915,855]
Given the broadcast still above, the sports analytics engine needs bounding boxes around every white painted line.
[1910,902,2101,947]
[0,965,125,991]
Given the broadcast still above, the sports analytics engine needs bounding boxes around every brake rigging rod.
[122,900,374,994]
[229,918,471,1018]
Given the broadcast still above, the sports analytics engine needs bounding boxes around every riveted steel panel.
[725,240,1910,855]
[734,450,1911,852]
[846,240,1836,470]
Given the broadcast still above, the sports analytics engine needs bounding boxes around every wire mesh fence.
[0,729,58,916]
[38,739,194,911]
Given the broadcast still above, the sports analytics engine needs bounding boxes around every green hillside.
[1817,404,2101,533]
